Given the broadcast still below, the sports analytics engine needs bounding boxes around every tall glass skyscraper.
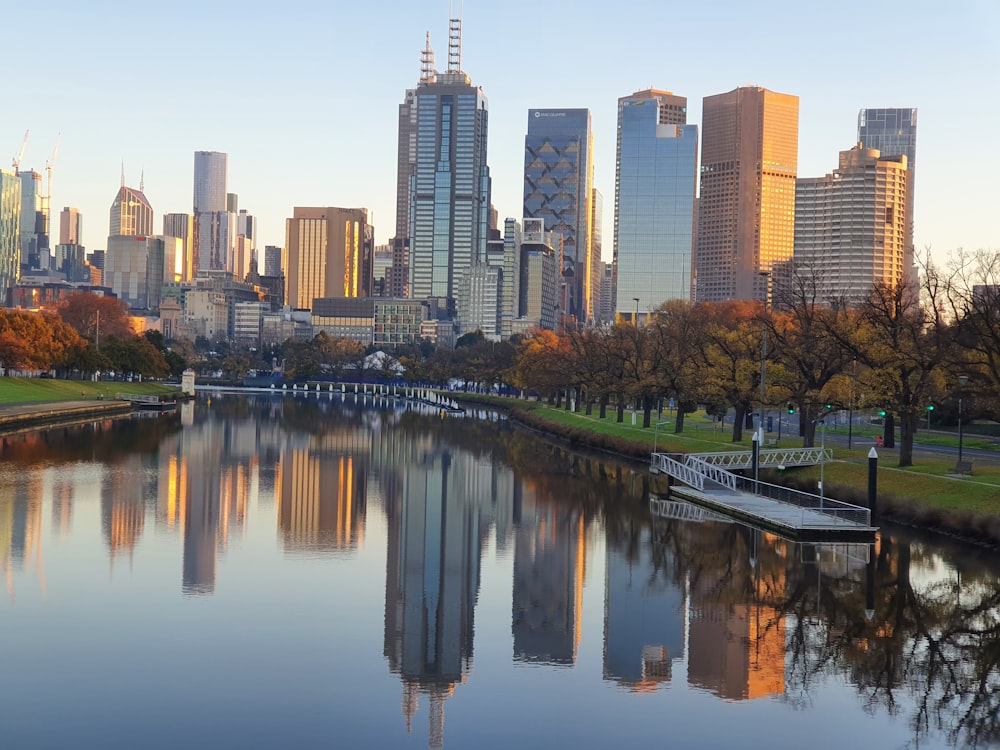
[193,151,229,273]
[858,108,917,279]
[614,90,698,320]
[407,19,491,332]
[523,108,593,323]
[0,170,21,295]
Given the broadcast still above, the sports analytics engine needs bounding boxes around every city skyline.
[4,2,997,267]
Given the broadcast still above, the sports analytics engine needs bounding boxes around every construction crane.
[43,133,60,239]
[12,129,29,174]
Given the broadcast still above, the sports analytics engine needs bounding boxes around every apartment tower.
[794,145,908,302]
[614,89,697,321]
[695,86,799,303]
[857,108,917,282]
[523,108,594,323]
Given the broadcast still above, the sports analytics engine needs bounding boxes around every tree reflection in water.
[4,395,998,747]
[642,497,1000,749]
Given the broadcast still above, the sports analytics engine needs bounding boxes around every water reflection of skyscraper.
[383,447,500,749]
[0,481,44,598]
[512,487,586,665]
[276,435,368,554]
[603,524,684,689]
[686,527,787,700]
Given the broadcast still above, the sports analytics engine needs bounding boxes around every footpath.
[0,400,134,434]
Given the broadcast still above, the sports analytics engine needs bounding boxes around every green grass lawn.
[462,394,1000,517]
[0,377,179,405]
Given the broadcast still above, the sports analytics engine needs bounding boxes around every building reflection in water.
[382,441,504,750]
[276,433,368,555]
[512,486,586,665]
[603,523,684,690]
[154,413,255,595]
[0,477,45,600]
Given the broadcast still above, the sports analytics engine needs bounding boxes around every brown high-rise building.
[695,86,799,303]
[284,207,374,310]
[59,207,82,245]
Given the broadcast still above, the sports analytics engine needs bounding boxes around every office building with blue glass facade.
[614,90,697,321]
[523,109,594,323]
[407,22,491,334]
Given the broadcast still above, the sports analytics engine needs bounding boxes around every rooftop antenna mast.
[120,161,125,188]
[139,169,144,192]
[447,9,462,73]
[419,31,435,83]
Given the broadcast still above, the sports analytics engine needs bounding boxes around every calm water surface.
[2,394,999,749]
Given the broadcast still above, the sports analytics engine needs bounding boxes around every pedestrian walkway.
[0,400,132,432]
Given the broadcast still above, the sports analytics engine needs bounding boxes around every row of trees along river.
[3,250,1000,470]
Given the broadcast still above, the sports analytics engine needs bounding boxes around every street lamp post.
[633,297,640,326]
[816,418,826,508]
[756,272,770,488]
[957,375,969,465]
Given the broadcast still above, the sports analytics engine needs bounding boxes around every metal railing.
[650,453,706,490]
[688,447,831,469]
[649,496,732,524]
[117,393,161,404]
[730,473,871,528]
[650,453,738,492]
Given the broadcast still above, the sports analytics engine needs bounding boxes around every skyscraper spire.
[420,31,435,84]
[139,169,144,192]
[120,161,125,188]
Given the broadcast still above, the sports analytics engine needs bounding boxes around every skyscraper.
[109,185,153,237]
[407,19,491,332]
[17,170,45,268]
[59,207,82,245]
[794,144,908,302]
[163,213,194,282]
[857,108,917,279]
[284,207,374,310]
[193,151,229,273]
[614,89,697,320]
[0,170,21,294]
[695,86,799,303]
[523,108,593,323]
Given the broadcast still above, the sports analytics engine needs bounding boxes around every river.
[1,393,998,749]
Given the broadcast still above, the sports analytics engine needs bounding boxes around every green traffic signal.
[825,403,832,410]
[927,404,935,411]
[879,410,887,417]
[787,403,794,414]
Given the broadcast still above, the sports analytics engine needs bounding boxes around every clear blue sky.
[6,0,998,264]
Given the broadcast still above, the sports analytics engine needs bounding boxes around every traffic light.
[825,403,832,410]
[787,403,794,414]
[927,404,935,411]
[878,409,887,417]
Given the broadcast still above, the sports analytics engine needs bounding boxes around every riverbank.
[0,378,183,435]
[455,393,1000,549]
